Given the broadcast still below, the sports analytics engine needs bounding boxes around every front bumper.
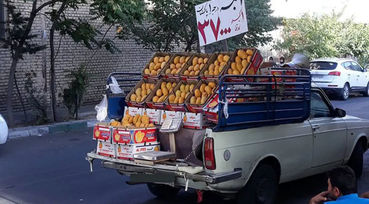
[86,152,242,191]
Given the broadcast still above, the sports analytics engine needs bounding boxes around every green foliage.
[130,0,279,52]
[130,0,206,52]
[24,71,49,125]
[275,13,369,65]
[0,3,46,59]
[63,65,89,120]
[227,0,281,49]
[90,0,145,40]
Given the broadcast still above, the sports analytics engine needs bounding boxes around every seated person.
[310,166,369,204]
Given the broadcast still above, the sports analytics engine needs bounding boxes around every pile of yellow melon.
[130,82,155,103]
[165,55,190,75]
[228,49,254,75]
[121,113,154,128]
[183,56,209,76]
[168,83,195,104]
[144,55,171,76]
[204,54,230,76]
[189,81,216,105]
[151,81,177,103]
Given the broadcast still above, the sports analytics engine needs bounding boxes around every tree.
[1,0,52,126]
[128,0,206,52]
[1,0,145,125]
[275,13,369,65]
[226,0,281,50]
[130,0,279,52]
[47,0,144,121]
[63,65,88,120]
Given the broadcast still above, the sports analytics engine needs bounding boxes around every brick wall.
[0,0,154,115]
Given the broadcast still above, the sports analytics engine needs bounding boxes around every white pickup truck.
[86,72,369,204]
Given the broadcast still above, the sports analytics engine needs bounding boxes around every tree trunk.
[14,72,28,122]
[6,55,19,127]
[49,1,68,122]
[49,26,57,122]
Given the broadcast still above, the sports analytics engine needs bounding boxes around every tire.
[237,164,279,204]
[363,83,369,97]
[339,83,350,100]
[347,142,364,178]
[146,183,180,199]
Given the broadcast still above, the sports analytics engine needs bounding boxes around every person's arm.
[360,191,369,199]
[309,191,329,204]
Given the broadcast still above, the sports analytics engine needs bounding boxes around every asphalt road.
[0,96,369,204]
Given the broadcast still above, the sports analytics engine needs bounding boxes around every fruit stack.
[181,54,211,79]
[146,80,178,109]
[162,54,191,77]
[143,54,171,78]
[227,49,254,75]
[187,80,217,113]
[201,53,232,78]
[126,80,157,107]
[166,81,197,111]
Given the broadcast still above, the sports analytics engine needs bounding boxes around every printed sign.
[195,0,248,46]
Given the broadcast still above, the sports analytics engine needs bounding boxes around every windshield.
[310,61,337,70]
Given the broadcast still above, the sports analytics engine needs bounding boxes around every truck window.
[311,92,331,118]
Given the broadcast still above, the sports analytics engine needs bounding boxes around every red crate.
[93,123,111,141]
[112,127,157,145]
[186,80,218,113]
[165,80,198,112]
[142,52,173,79]
[146,79,179,110]
[125,78,159,108]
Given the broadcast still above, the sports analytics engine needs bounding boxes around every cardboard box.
[93,123,111,142]
[183,112,205,129]
[145,108,162,125]
[124,106,144,116]
[160,111,184,125]
[96,140,115,157]
[115,142,160,160]
[112,127,157,144]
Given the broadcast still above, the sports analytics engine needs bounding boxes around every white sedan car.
[0,114,8,144]
[310,58,369,100]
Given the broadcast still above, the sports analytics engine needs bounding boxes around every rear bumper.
[86,152,242,191]
[312,82,343,89]
[320,87,341,95]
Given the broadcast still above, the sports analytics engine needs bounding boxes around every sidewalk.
[8,105,99,140]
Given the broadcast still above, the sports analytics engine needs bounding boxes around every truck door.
[309,91,347,167]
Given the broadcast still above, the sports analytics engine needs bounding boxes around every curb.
[8,119,98,140]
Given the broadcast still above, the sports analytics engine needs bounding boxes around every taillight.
[204,137,216,170]
[328,71,341,76]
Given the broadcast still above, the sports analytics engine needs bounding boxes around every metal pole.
[223,39,229,52]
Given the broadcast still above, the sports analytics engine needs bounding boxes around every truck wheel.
[339,83,350,100]
[146,183,180,199]
[237,164,279,204]
[347,142,364,178]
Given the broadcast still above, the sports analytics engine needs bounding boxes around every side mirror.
[335,108,346,118]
